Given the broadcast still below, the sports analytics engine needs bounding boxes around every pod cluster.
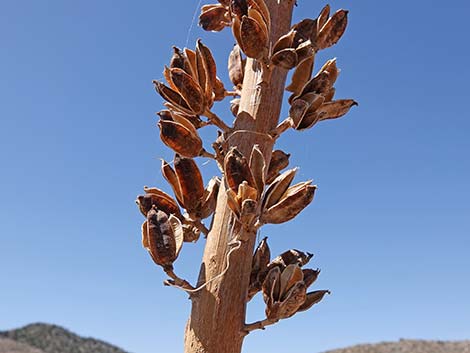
[249,238,330,320]
[200,0,271,61]
[154,40,227,124]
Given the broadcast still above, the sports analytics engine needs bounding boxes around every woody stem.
[242,318,279,336]
[164,268,195,291]
[204,109,231,132]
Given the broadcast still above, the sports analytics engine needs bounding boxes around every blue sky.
[1,1,469,352]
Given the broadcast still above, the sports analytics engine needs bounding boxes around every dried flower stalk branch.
[135,1,356,352]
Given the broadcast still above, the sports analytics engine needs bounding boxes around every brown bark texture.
[184,1,297,352]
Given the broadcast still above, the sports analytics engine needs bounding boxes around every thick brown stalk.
[184,1,296,352]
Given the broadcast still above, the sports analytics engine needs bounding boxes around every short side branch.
[242,318,279,336]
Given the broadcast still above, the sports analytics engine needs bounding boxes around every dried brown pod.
[286,55,315,95]
[174,154,205,215]
[251,237,271,284]
[262,168,298,210]
[316,99,358,121]
[199,4,231,32]
[141,220,149,248]
[269,249,313,269]
[161,159,184,207]
[248,0,270,30]
[169,68,206,115]
[297,290,330,312]
[266,150,290,184]
[262,265,307,320]
[277,281,307,319]
[154,81,194,116]
[228,44,245,89]
[182,224,201,243]
[302,268,321,288]
[196,40,218,106]
[230,0,248,19]
[249,145,266,193]
[137,186,181,218]
[240,198,258,229]
[146,208,177,269]
[239,15,268,60]
[200,177,221,219]
[158,112,204,158]
[316,9,348,50]
[271,48,298,70]
[272,29,296,54]
[262,182,316,224]
[224,147,256,192]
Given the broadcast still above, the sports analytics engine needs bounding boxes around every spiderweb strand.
[186,0,204,48]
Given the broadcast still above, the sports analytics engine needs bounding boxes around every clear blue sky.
[1,1,469,352]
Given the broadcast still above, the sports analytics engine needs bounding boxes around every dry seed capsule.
[240,15,268,59]
[277,281,307,319]
[174,154,205,214]
[199,4,230,32]
[224,147,256,192]
[297,290,330,313]
[158,118,203,158]
[266,150,290,184]
[146,208,177,269]
[316,9,348,50]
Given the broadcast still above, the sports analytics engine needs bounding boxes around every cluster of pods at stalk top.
[136,0,355,316]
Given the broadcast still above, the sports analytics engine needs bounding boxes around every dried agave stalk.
[136,1,356,352]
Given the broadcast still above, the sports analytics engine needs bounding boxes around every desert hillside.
[1,323,469,353]
[0,323,128,353]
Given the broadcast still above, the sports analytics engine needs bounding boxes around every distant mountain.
[323,339,470,353]
[0,323,128,353]
[2,323,469,353]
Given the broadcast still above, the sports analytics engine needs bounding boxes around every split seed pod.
[157,110,205,158]
[269,249,313,270]
[161,155,208,220]
[316,9,349,50]
[146,208,178,269]
[228,44,245,90]
[136,186,181,219]
[250,237,271,294]
[224,147,256,193]
[262,181,317,224]
[266,150,290,184]
[199,4,231,32]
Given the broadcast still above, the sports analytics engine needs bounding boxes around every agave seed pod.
[249,145,266,193]
[262,182,316,224]
[316,9,349,50]
[169,46,193,75]
[199,4,231,32]
[161,159,184,207]
[174,154,205,215]
[182,224,201,243]
[239,15,269,60]
[240,198,258,229]
[262,266,281,306]
[169,68,206,115]
[184,48,198,81]
[272,30,295,54]
[224,147,256,192]
[302,268,321,288]
[271,48,298,70]
[247,0,270,30]
[297,290,330,312]
[279,264,304,298]
[316,99,358,121]
[228,44,245,89]
[199,177,221,219]
[286,55,315,95]
[141,220,149,248]
[266,150,290,184]
[154,81,194,116]
[157,112,204,158]
[250,237,270,283]
[136,187,181,218]
[269,249,314,269]
[168,214,184,258]
[146,208,177,269]
[277,281,307,319]
[262,168,298,210]
[230,0,248,19]
[196,40,218,107]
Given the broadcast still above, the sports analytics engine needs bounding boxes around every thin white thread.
[185,0,204,48]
